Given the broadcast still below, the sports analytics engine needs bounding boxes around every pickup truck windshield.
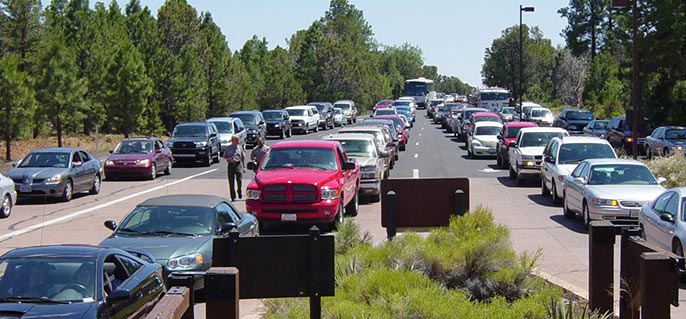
[261,148,337,171]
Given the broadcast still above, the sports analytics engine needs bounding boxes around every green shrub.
[264,205,563,318]
[645,155,686,188]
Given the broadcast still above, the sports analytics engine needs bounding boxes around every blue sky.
[127,0,570,87]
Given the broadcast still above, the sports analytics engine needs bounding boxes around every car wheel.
[287,127,292,137]
[61,179,73,202]
[89,174,101,194]
[149,163,156,180]
[496,152,503,167]
[328,200,345,232]
[370,194,381,202]
[315,123,319,132]
[280,128,285,139]
[583,201,591,230]
[0,194,12,218]
[205,153,213,167]
[541,178,550,196]
[467,146,473,158]
[664,147,670,157]
[214,150,221,163]
[164,161,172,175]
[399,143,406,151]
[551,182,562,205]
[509,164,516,179]
[345,191,359,217]
[303,125,309,134]
[563,193,575,219]
[646,147,653,160]
[639,225,646,240]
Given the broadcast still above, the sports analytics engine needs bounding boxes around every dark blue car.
[0,245,165,318]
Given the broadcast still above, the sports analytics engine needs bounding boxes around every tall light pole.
[610,0,638,159]
[519,5,534,122]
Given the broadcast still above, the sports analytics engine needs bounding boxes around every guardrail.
[588,220,685,318]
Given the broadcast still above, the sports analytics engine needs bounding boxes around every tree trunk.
[56,120,63,148]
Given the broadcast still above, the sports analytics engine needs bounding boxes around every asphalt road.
[1,111,684,317]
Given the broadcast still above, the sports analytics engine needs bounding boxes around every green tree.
[261,46,304,108]
[226,57,257,110]
[157,0,199,56]
[558,0,609,59]
[103,40,152,138]
[0,53,34,160]
[199,12,231,117]
[35,37,86,147]
[235,35,267,109]
[0,0,43,72]
[174,44,206,122]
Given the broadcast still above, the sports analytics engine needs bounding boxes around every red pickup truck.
[245,140,360,231]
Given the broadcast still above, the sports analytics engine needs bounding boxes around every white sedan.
[467,121,503,158]
[0,173,17,218]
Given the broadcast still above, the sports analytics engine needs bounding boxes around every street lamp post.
[519,5,534,122]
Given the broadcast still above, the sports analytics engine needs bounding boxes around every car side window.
[78,151,91,162]
[665,193,679,217]
[71,152,83,164]
[571,162,587,178]
[117,255,142,276]
[653,192,674,214]
[216,202,241,224]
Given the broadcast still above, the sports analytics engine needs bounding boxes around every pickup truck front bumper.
[247,198,340,224]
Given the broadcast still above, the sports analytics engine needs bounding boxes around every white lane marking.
[0,169,219,242]
[421,127,425,130]
[479,168,502,173]
[414,153,418,159]
[412,169,419,178]
[418,133,422,137]
[415,142,419,146]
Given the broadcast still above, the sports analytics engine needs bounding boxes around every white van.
[285,105,319,134]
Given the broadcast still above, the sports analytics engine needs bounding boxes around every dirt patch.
[0,134,125,172]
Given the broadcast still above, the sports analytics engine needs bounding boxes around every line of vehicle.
[0,169,218,242]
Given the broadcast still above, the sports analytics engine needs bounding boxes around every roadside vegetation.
[645,155,686,189]
[264,206,609,319]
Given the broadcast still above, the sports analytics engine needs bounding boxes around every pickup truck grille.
[262,184,318,203]
[173,142,196,149]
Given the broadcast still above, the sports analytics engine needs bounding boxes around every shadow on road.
[496,176,539,188]
[549,214,588,234]
[527,194,560,208]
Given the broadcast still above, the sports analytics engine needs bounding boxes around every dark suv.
[229,111,266,148]
[166,122,221,166]
[262,109,292,139]
[553,109,594,134]
[308,102,335,130]
[606,116,650,154]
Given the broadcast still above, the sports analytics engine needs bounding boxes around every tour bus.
[476,87,511,113]
[403,77,436,109]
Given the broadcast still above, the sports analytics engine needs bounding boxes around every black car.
[553,109,595,134]
[308,102,335,130]
[606,115,650,154]
[100,194,259,282]
[229,111,267,148]
[0,245,165,318]
[166,122,221,166]
[262,109,292,139]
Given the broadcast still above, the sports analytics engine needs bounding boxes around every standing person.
[223,135,245,201]
[251,137,271,164]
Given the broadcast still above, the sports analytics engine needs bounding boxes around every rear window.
[519,132,565,147]
[557,143,616,164]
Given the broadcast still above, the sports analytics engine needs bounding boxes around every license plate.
[20,185,31,192]
[281,214,297,222]
[630,209,639,218]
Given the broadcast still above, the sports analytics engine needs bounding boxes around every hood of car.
[244,124,259,131]
[563,119,592,126]
[168,136,207,144]
[0,301,95,318]
[265,119,284,124]
[554,164,577,176]
[473,135,498,142]
[253,169,340,186]
[350,156,377,167]
[5,167,67,180]
[519,146,545,156]
[586,184,665,201]
[100,235,213,266]
[106,153,152,162]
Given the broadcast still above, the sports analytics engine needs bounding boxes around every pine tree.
[0,53,35,160]
[199,12,231,117]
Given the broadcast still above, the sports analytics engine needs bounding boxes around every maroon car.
[375,115,409,151]
[104,138,173,180]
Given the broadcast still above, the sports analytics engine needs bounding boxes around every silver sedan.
[562,158,665,229]
[639,187,686,258]
[644,126,686,158]
[0,173,16,218]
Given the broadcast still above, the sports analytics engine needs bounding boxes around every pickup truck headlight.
[321,187,339,200]
[166,141,173,148]
[194,141,208,147]
[135,159,150,166]
[167,253,203,270]
[361,166,378,179]
[105,160,115,166]
[591,198,618,207]
[45,175,62,184]
[274,123,280,128]
[246,189,260,200]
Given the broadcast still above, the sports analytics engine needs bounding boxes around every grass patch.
[264,205,590,318]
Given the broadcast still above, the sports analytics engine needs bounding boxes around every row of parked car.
[428,102,686,269]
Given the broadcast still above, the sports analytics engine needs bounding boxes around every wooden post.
[588,221,616,315]
[453,189,465,216]
[619,233,650,319]
[386,191,397,240]
[167,273,196,319]
[309,226,322,319]
[144,286,190,319]
[229,228,240,267]
[204,267,239,319]
[640,252,672,319]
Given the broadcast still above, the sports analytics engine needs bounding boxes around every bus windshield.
[404,82,427,96]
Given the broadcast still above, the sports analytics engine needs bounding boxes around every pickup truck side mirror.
[379,151,390,158]
[508,141,517,148]
[247,161,258,171]
[104,220,117,231]
[342,160,356,171]
[544,155,554,163]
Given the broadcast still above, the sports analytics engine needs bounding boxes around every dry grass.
[0,134,124,171]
